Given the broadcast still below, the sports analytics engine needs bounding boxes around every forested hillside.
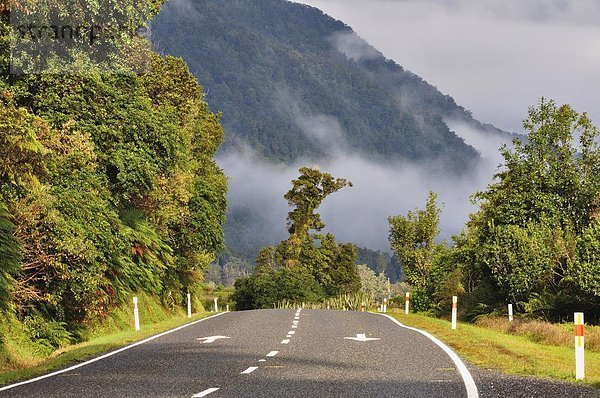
[0,0,227,362]
[151,0,517,279]
[151,0,511,169]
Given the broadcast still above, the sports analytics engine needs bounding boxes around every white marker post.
[133,296,140,331]
[451,296,458,330]
[575,312,585,380]
[508,304,514,322]
[213,297,219,312]
[361,302,366,312]
[383,297,388,313]
[226,305,230,312]
[187,293,192,319]
[405,292,410,315]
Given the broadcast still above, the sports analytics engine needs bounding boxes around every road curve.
[0,309,597,398]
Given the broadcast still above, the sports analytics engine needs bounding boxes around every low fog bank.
[219,129,507,253]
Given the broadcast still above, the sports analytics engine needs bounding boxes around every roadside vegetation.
[0,0,227,377]
[388,100,600,324]
[388,311,600,387]
[0,293,213,386]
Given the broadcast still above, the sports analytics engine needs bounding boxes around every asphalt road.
[1,309,598,398]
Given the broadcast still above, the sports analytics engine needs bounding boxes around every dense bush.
[390,100,600,323]
[0,1,227,331]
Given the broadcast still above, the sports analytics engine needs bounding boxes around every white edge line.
[0,312,229,392]
[266,351,279,357]
[241,366,259,374]
[379,314,479,398]
[192,387,220,397]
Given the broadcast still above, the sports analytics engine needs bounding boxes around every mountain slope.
[150,0,510,172]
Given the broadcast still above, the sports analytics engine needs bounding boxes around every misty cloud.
[219,146,500,253]
[330,31,382,62]
[446,119,509,166]
[293,0,600,134]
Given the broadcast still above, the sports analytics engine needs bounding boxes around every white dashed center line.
[281,339,290,344]
[192,388,220,397]
[241,366,259,374]
[266,351,279,357]
[288,331,295,335]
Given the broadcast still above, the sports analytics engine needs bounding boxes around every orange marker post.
[405,292,410,315]
[451,296,458,330]
[575,312,585,380]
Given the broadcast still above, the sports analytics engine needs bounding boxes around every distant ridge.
[151,0,513,172]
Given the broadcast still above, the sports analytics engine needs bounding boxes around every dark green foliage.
[232,168,359,309]
[149,0,511,171]
[0,1,227,331]
[389,192,443,292]
[355,247,404,283]
[0,202,20,310]
[283,167,351,267]
[232,267,324,311]
[393,100,600,322]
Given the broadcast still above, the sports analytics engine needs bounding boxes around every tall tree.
[388,192,442,291]
[283,167,351,268]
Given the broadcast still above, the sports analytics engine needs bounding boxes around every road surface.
[1,309,598,397]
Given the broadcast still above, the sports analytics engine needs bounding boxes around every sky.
[293,0,600,133]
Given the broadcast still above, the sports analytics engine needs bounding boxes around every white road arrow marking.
[196,336,231,344]
[344,333,380,342]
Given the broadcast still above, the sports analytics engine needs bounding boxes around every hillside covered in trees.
[152,0,511,168]
[151,0,515,278]
[0,0,227,362]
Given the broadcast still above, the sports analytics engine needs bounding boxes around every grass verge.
[387,311,600,388]
[0,296,216,386]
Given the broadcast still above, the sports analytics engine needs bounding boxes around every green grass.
[0,293,216,386]
[387,310,600,388]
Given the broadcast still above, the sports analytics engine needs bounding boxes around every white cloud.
[292,0,600,133]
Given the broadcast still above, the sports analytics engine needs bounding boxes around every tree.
[283,167,351,268]
[453,99,600,321]
[388,192,443,290]
[232,168,359,309]
[357,264,391,301]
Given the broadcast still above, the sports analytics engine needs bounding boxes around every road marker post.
[226,304,230,312]
[405,292,410,315]
[133,296,140,331]
[451,296,458,330]
[383,297,388,313]
[508,304,514,322]
[213,297,219,312]
[187,293,192,318]
[361,302,366,312]
[575,312,585,380]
